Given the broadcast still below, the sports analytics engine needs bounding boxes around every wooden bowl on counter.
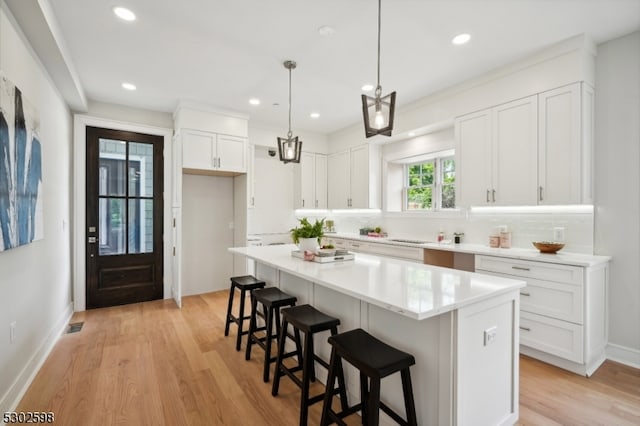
[532,241,565,254]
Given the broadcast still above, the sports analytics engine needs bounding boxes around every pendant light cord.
[376,0,382,97]
[288,65,293,138]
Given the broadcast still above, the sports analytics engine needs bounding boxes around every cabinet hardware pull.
[315,200,318,208]
[351,243,360,247]
[520,292,531,296]
[251,197,254,206]
[512,266,531,271]
[302,199,305,207]
[492,189,496,202]
[539,186,544,201]
[486,190,490,203]
[519,326,531,332]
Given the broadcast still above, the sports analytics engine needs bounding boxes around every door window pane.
[128,199,153,254]
[99,139,126,196]
[99,198,125,255]
[129,142,153,197]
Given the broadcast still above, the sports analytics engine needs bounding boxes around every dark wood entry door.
[86,126,164,309]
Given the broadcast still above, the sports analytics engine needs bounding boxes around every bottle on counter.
[499,225,512,249]
[437,229,445,243]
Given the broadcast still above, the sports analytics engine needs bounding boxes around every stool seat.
[328,328,415,378]
[231,275,266,289]
[281,304,341,333]
[253,287,298,307]
[224,275,266,351]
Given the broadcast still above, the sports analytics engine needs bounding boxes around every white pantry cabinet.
[181,129,246,174]
[294,152,327,209]
[475,255,608,376]
[247,144,255,208]
[327,144,381,209]
[456,95,538,206]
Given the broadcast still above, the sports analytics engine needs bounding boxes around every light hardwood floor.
[16,291,640,425]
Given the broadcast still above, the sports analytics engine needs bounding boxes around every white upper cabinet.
[294,152,327,209]
[328,144,380,209]
[456,82,593,206]
[456,95,538,206]
[538,82,593,205]
[181,129,246,174]
[247,143,256,208]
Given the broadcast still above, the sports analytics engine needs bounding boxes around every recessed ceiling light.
[408,132,416,137]
[361,84,374,92]
[113,6,136,21]
[310,113,320,119]
[318,25,335,36]
[452,33,471,45]
[249,98,260,105]
[121,82,136,91]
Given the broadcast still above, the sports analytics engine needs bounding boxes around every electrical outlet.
[10,321,16,343]
[484,326,497,346]
[553,227,565,242]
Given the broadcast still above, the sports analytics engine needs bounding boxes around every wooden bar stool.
[224,275,266,351]
[272,304,349,426]
[245,287,299,382]
[320,328,418,426]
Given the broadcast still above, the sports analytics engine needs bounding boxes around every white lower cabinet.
[476,255,608,376]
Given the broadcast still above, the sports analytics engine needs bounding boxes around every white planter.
[298,237,319,253]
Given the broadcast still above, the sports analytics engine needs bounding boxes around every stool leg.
[224,283,235,336]
[300,330,313,426]
[235,288,247,351]
[401,368,418,426]
[320,347,339,426]
[244,295,258,361]
[330,326,349,412]
[271,318,289,396]
[263,305,274,382]
[360,372,369,425]
[368,377,381,426]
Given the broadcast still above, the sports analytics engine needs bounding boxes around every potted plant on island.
[290,217,325,252]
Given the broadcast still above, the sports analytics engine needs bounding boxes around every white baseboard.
[606,343,640,369]
[0,302,74,414]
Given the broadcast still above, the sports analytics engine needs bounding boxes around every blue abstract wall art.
[0,73,43,252]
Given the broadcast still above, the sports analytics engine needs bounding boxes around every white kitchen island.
[229,245,526,426]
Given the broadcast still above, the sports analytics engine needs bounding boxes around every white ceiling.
[31,0,640,134]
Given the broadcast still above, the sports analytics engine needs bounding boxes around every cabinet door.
[299,152,315,208]
[349,145,370,208]
[328,151,350,209]
[538,83,582,204]
[182,130,215,170]
[493,95,538,205]
[455,109,492,206]
[216,134,246,173]
[172,133,182,207]
[315,154,328,209]
[247,144,255,208]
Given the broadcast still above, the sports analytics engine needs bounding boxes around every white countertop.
[328,232,611,267]
[230,244,525,321]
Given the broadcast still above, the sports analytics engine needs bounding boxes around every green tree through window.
[405,155,455,210]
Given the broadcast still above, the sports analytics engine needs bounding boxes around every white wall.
[181,174,235,295]
[87,100,173,129]
[595,31,640,365]
[0,2,74,411]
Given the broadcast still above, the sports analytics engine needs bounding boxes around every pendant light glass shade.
[362,0,396,138]
[278,60,302,163]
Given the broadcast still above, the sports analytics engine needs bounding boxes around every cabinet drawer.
[476,255,583,285]
[520,311,583,363]
[347,241,370,253]
[325,237,348,250]
[520,278,583,324]
[367,244,422,262]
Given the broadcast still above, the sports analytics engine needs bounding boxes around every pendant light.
[361,0,396,138]
[278,60,302,163]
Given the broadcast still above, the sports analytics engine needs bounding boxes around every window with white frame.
[404,152,455,210]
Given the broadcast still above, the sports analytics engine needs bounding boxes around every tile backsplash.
[307,207,594,254]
